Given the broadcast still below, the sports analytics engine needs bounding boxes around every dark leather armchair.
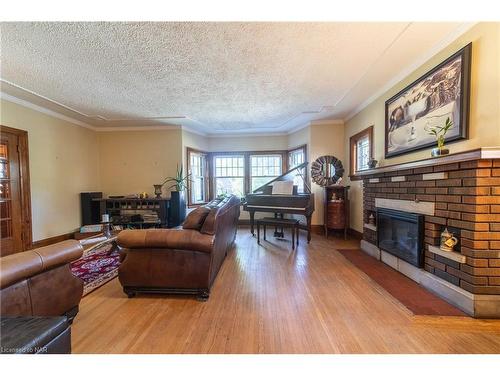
[117,195,240,300]
[0,240,84,323]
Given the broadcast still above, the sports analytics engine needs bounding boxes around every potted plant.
[162,164,191,227]
[425,117,453,157]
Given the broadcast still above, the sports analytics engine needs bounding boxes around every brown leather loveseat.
[117,195,240,300]
[0,240,84,323]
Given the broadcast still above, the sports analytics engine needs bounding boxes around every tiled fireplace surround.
[357,148,500,318]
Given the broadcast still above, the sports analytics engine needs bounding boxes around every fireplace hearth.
[377,208,424,268]
[357,150,500,317]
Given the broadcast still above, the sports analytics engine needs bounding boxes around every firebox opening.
[377,208,424,268]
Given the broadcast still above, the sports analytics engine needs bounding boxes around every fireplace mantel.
[352,147,500,179]
[358,148,500,317]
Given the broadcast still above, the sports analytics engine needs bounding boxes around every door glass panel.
[1,219,12,239]
[0,180,10,199]
[0,141,13,240]
[0,201,10,218]
[0,161,8,179]
[0,144,7,159]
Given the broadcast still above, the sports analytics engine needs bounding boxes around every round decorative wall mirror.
[311,155,344,186]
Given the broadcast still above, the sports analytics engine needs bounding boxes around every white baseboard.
[419,272,474,316]
[360,240,380,260]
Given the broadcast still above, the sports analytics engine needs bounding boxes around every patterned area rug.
[338,249,466,316]
[71,243,121,296]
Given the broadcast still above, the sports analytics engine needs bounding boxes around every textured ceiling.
[0,22,468,134]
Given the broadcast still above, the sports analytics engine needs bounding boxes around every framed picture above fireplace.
[384,43,471,158]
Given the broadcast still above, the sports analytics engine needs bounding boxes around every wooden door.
[0,126,31,256]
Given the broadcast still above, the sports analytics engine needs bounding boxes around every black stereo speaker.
[80,192,103,226]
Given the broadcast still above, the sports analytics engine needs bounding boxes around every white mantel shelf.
[363,223,377,231]
[352,147,500,179]
[428,245,467,264]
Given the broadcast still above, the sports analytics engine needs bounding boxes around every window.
[288,147,305,168]
[187,149,208,205]
[250,154,282,192]
[187,147,307,202]
[350,126,373,176]
[214,155,245,197]
[287,145,307,193]
[356,137,370,171]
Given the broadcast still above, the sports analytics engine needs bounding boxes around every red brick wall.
[362,159,500,295]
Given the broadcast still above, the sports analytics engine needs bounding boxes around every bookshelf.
[94,198,170,229]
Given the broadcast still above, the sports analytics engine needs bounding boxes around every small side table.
[256,217,300,250]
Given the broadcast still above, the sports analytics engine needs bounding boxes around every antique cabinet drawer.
[324,186,349,238]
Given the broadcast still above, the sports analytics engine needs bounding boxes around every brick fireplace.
[355,148,500,318]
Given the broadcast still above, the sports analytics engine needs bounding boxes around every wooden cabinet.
[324,186,349,239]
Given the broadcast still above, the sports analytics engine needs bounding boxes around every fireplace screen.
[377,208,424,268]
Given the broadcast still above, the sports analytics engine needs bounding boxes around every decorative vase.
[153,184,163,198]
[431,147,450,157]
[168,190,186,227]
[367,158,378,169]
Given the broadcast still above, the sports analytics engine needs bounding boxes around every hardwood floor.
[72,228,500,354]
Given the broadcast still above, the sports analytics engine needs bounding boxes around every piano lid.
[252,162,311,194]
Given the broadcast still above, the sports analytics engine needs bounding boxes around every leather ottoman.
[0,316,71,354]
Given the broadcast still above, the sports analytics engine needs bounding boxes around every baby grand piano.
[243,162,315,243]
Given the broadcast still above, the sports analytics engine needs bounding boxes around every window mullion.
[244,154,250,195]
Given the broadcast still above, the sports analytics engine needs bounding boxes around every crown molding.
[181,126,208,137]
[344,22,477,123]
[286,121,311,135]
[285,118,344,135]
[205,131,289,138]
[0,91,306,137]
[1,79,97,120]
[0,92,96,130]
[310,119,344,126]
[94,125,181,132]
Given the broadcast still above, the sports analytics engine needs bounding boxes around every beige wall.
[98,129,183,198]
[207,134,289,152]
[309,122,346,225]
[345,23,500,233]
[288,126,310,157]
[181,129,209,174]
[0,99,101,241]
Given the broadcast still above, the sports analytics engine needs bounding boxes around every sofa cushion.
[33,240,83,271]
[182,206,211,230]
[0,240,82,289]
[199,207,219,235]
[117,229,215,253]
[0,252,43,289]
[200,197,235,235]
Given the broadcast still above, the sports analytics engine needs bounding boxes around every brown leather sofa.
[0,240,84,323]
[117,195,240,300]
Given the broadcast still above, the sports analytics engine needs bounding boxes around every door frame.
[0,125,32,250]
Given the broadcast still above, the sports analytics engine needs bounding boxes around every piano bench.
[256,217,300,250]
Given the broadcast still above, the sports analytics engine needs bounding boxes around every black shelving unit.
[93,198,170,229]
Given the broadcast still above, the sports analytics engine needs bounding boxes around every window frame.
[186,147,210,207]
[186,146,309,206]
[287,144,307,168]
[287,144,308,192]
[249,153,284,193]
[349,126,374,179]
[212,153,247,198]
